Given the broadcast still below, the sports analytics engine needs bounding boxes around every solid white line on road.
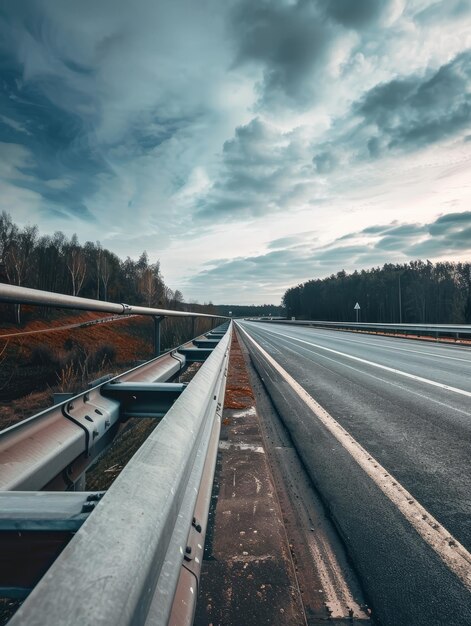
[252,325,471,398]
[296,327,471,364]
[237,324,471,592]
[266,330,471,417]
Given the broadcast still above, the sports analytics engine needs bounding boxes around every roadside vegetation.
[0,311,214,430]
[0,210,224,429]
[0,212,281,430]
[283,261,471,324]
[0,210,207,325]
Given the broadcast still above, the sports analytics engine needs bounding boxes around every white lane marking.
[250,325,471,398]
[237,324,471,591]
[266,330,471,418]
[289,326,471,364]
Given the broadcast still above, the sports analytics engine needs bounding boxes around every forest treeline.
[0,211,202,324]
[282,262,471,324]
[215,304,284,317]
[0,212,282,324]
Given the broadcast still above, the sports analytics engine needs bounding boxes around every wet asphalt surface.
[237,321,471,626]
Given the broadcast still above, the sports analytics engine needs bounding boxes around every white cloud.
[185,210,471,304]
[0,0,470,303]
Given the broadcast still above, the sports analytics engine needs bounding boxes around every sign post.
[354,302,360,323]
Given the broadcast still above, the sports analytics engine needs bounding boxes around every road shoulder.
[195,330,305,626]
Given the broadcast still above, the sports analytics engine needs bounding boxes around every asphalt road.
[237,321,471,626]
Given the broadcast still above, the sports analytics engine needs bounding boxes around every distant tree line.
[282,261,471,324]
[0,212,185,323]
[215,304,285,318]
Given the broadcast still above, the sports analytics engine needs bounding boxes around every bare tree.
[0,212,17,276]
[101,253,111,301]
[173,289,184,308]
[139,267,158,307]
[96,241,102,299]
[164,286,174,308]
[66,234,87,296]
[4,225,38,323]
[139,263,164,307]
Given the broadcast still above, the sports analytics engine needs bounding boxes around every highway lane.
[237,321,471,626]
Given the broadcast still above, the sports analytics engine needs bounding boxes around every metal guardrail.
[0,282,228,357]
[0,346,187,491]
[251,318,471,339]
[0,283,233,622]
[0,320,231,492]
[0,283,226,320]
[7,323,231,626]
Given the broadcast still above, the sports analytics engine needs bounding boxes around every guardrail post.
[73,474,86,492]
[154,316,165,356]
[192,317,196,339]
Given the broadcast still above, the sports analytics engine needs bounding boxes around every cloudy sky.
[0,0,470,304]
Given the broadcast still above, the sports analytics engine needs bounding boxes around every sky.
[0,0,470,305]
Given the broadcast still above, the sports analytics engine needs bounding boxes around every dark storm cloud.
[0,58,105,220]
[228,0,417,113]
[1,0,470,296]
[0,0,211,224]
[307,50,471,176]
[368,212,471,254]
[355,51,471,153]
[406,211,471,256]
[363,223,428,250]
[318,0,391,28]
[230,0,333,106]
[428,210,471,234]
[201,47,471,220]
[0,7,111,220]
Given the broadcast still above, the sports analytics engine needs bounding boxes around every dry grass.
[0,311,153,364]
[0,390,51,431]
[0,311,217,430]
[85,418,159,490]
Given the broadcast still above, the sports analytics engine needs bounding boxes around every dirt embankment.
[0,310,152,431]
[0,309,215,431]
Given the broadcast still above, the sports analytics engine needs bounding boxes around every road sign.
[354,302,360,322]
